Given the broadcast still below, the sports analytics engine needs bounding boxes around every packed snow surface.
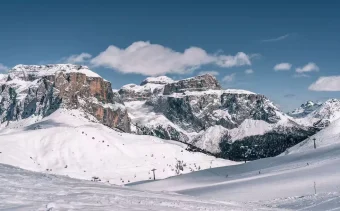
[0,163,284,211]
[132,142,340,210]
[0,109,234,185]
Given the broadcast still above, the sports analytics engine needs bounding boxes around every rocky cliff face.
[122,74,318,160]
[163,74,221,95]
[148,90,281,133]
[288,99,340,128]
[118,76,173,102]
[0,64,130,132]
[288,101,323,118]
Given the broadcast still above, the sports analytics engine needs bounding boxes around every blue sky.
[1,0,340,111]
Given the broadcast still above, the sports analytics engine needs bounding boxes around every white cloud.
[293,73,310,78]
[262,34,291,42]
[198,71,219,76]
[0,63,8,72]
[215,52,251,68]
[90,41,252,76]
[222,73,236,82]
[245,69,254,74]
[296,62,319,73]
[309,76,340,91]
[274,63,292,71]
[65,53,92,64]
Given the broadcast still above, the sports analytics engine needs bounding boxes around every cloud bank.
[90,41,252,76]
[222,73,236,82]
[309,76,340,91]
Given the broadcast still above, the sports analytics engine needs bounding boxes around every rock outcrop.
[163,74,221,95]
[0,64,130,132]
[119,76,174,102]
[122,74,318,160]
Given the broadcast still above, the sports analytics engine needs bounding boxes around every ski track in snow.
[0,163,280,211]
[132,142,340,210]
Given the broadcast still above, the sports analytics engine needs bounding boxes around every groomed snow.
[0,109,235,185]
[0,163,280,211]
[284,118,340,155]
[132,142,340,210]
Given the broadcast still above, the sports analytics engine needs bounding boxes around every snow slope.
[0,109,235,185]
[284,118,340,155]
[0,163,280,211]
[131,142,340,210]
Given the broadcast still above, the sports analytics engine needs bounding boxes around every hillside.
[284,117,340,155]
[131,142,340,210]
[0,108,233,184]
[0,163,277,211]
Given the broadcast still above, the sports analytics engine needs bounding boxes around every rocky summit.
[121,74,318,160]
[0,67,320,161]
[0,64,130,132]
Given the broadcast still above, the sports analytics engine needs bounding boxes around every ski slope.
[284,118,340,155]
[0,109,235,185]
[132,143,340,210]
[0,163,280,211]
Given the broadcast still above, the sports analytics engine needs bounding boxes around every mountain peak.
[9,64,101,81]
[163,74,221,95]
[140,76,174,86]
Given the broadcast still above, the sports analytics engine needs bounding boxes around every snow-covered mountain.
[288,99,340,128]
[288,101,323,118]
[284,117,340,155]
[0,108,232,185]
[0,64,130,132]
[0,64,320,182]
[0,64,234,184]
[120,74,317,161]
